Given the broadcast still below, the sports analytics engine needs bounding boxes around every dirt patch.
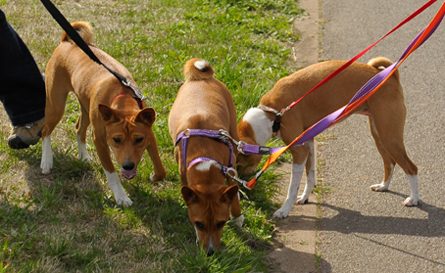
[268,163,318,273]
[266,0,320,272]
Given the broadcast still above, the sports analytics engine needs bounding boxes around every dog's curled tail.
[368,57,399,82]
[183,58,214,82]
[61,21,93,44]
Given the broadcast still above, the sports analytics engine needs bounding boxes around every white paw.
[41,163,52,175]
[41,157,53,174]
[404,196,419,206]
[115,194,133,207]
[273,206,291,219]
[79,152,92,162]
[41,137,53,174]
[77,136,91,161]
[231,214,245,228]
[297,193,310,204]
[150,173,156,182]
[370,181,389,192]
[104,170,133,207]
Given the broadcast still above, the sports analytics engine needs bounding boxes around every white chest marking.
[243,108,273,146]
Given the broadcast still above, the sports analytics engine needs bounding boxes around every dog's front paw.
[115,194,133,207]
[41,161,53,175]
[273,207,291,219]
[370,181,390,192]
[230,214,245,228]
[404,196,419,206]
[79,151,92,162]
[77,136,91,161]
[150,172,165,182]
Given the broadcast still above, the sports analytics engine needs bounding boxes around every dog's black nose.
[122,161,135,171]
[206,249,215,256]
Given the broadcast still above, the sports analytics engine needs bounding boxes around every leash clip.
[237,141,246,154]
[218,130,250,155]
[122,79,146,100]
[226,167,251,190]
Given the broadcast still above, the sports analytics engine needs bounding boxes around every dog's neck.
[242,108,274,146]
[113,93,146,109]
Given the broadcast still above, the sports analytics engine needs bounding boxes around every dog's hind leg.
[369,113,419,206]
[41,71,71,174]
[368,117,396,192]
[76,105,91,161]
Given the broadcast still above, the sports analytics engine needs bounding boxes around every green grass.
[1,0,304,271]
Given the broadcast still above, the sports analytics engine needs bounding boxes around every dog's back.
[168,59,238,140]
[47,22,133,93]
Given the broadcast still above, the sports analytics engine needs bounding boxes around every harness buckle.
[218,129,239,145]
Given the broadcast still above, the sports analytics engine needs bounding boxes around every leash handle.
[40,0,145,101]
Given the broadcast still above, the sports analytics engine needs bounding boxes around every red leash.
[279,0,438,116]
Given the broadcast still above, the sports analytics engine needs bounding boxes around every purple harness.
[174,128,287,189]
[175,129,235,176]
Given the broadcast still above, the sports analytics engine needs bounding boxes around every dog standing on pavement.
[40,21,166,206]
[237,57,419,218]
[168,58,244,255]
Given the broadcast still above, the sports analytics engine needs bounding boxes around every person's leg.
[0,10,46,149]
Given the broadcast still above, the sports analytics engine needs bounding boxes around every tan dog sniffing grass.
[168,58,244,255]
[237,57,419,218]
[40,21,166,206]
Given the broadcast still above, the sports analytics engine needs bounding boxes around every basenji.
[168,58,244,255]
[237,57,419,218]
[40,21,166,206]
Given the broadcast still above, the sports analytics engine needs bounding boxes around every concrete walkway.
[269,0,445,272]
[320,0,445,272]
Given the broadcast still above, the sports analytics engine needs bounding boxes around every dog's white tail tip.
[194,60,209,71]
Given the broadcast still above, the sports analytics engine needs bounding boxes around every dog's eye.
[195,221,205,230]
[135,137,144,144]
[216,221,226,229]
[113,138,121,144]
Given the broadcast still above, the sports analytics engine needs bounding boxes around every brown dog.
[168,58,244,255]
[237,57,418,218]
[40,22,166,206]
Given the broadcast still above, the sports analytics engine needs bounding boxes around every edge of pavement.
[267,0,321,272]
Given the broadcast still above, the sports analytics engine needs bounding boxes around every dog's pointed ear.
[181,186,200,205]
[135,107,156,126]
[220,185,239,204]
[99,104,120,123]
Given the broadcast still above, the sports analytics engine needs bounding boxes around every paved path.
[319,0,445,272]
